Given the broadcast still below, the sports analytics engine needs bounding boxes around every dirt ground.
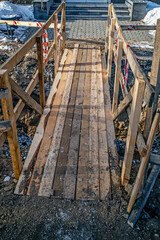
[0,38,160,240]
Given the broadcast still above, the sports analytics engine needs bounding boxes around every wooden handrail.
[0,1,66,178]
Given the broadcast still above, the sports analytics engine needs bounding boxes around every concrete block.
[125,0,147,21]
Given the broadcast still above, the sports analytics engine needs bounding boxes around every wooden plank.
[0,2,64,74]
[36,35,45,109]
[112,40,123,113]
[0,70,22,179]
[63,46,87,200]
[0,20,60,29]
[52,48,82,199]
[128,165,160,228]
[38,44,79,197]
[27,49,70,196]
[119,71,147,157]
[113,86,134,121]
[102,53,120,196]
[14,49,69,195]
[0,120,11,133]
[127,102,160,213]
[105,4,112,54]
[0,132,7,149]
[62,2,66,51]
[10,78,43,115]
[76,46,92,200]
[107,18,116,82]
[121,78,145,186]
[143,19,160,140]
[0,88,8,99]
[54,14,58,75]
[97,49,110,200]
[87,48,99,200]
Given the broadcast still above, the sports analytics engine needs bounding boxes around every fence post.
[36,35,45,109]
[112,39,123,113]
[143,19,160,141]
[54,14,58,75]
[121,78,145,186]
[127,99,160,213]
[107,17,116,82]
[62,0,66,51]
[0,69,22,179]
[105,4,112,55]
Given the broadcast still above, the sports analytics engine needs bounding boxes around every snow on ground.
[144,1,160,25]
[0,1,34,41]
[143,1,160,36]
[0,1,34,21]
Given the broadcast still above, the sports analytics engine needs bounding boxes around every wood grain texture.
[38,44,79,197]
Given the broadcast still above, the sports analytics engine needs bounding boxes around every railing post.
[0,69,22,179]
[143,19,160,141]
[105,4,112,55]
[54,14,58,75]
[112,39,123,113]
[121,78,145,186]
[62,0,66,51]
[107,17,116,82]
[36,35,45,109]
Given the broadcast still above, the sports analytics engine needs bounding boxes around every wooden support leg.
[127,101,160,213]
[112,40,123,113]
[0,70,22,179]
[62,2,66,51]
[54,14,58,75]
[105,4,112,54]
[107,18,116,82]
[121,78,145,186]
[36,35,45,109]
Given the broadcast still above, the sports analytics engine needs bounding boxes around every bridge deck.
[15,44,119,200]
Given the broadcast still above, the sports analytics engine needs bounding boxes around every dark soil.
[0,38,160,240]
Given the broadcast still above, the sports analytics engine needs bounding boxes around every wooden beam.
[105,4,112,54]
[121,78,145,186]
[62,2,66,51]
[144,20,160,140]
[54,14,58,75]
[128,165,160,228]
[97,49,110,200]
[107,18,116,82]
[111,5,155,102]
[10,78,43,115]
[0,120,11,133]
[36,35,45,109]
[119,71,147,157]
[0,69,22,179]
[127,101,160,213]
[0,20,60,29]
[112,39,123,113]
[113,85,134,120]
[0,2,64,74]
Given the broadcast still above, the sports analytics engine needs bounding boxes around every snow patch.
[4,176,10,182]
[0,1,34,21]
[0,1,34,41]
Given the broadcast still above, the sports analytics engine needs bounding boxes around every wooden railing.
[105,4,160,214]
[0,1,66,179]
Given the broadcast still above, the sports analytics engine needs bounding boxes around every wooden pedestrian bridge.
[0,1,160,223]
